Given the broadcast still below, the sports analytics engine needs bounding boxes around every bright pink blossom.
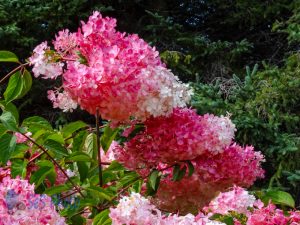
[100,141,117,166]
[15,132,32,143]
[151,144,264,213]
[247,203,300,225]
[114,108,236,166]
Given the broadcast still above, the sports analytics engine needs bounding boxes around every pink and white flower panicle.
[30,11,192,122]
[109,192,225,225]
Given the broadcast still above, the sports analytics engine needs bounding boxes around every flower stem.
[96,108,103,187]
[20,133,85,198]
[0,62,29,84]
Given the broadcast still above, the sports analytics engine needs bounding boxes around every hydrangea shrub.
[0,11,296,225]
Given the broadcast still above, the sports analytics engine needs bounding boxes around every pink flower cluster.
[114,108,264,213]
[203,186,257,215]
[109,189,300,225]
[0,176,66,225]
[114,108,236,166]
[204,187,300,225]
[109,192,225,225]
[100,141,117,166]
[30,12,192,121]
[247,204,300,225]
[150,144,264,213]
[15,132,32,143]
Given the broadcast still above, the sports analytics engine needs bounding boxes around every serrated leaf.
[117,172,139,189]
[86,186,113,201]
[0,51,19,62]
[0,111,18,131]
[11,159,27,178]
[0,133,16,164]
[67,152,93,162]
[100,125,118,152]
[30,165,53,187]
[0,101,19,123]
[10,143,29,158]
[70,215,85,225]
[46,133,65,144]
[4,71,23,102]
[0,124,7,137]
[22,116,52,133]
[77,161,89,182]
[44,139,68,158]
[72,130,88,152]
[84,133,97,160]
[93,209,112,225]
[44,184,70,195]
[62,121,87,138]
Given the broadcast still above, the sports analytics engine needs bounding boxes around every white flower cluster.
[137,66,193,118]
[29,42,63,79]
[204,114,236,154]
[47,90,78,112]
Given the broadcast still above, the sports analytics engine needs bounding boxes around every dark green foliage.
[191,54,300,204]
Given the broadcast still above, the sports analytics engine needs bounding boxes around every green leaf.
[262,190,295,208]
[149,169,159,190]
[93,209,112,225]
[187,161,194,177]
[67,152,93,162]
[172,164,186,181]
[18,70,32,99]
[0,124,7,137]
[30,165,54,187]
[221,216,235,225]
[0,111,18,131]
[10,143,29,158]
[72,130,88,152]
[44,139,69,158]
[22,116,53,133]
[46,133,64,144]
[86,186,113,201]
[177,166,187,181]
[11,159,28,178]
[61,121,87,138]
[100,125,118,152]
[0,133,16,164]
[172,164,180,181]
[4,71,23,102]
[0,51,19,63]
[69,215,85,225]
[84,133,97,160]
[44,184,70,195]
[77,161,89,182]
[0,101,19,124]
